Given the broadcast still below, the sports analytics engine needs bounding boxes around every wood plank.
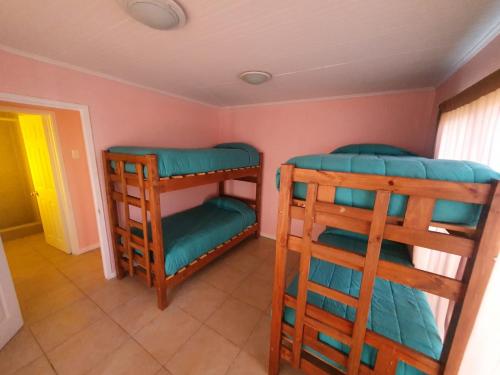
[269,164,294,375]
[291,205,476,258]
[289,235,463,300]
[293,183,318,367]
[287,235,365,272]
[374,345,398,375]
[159,166,260,192]
[377,260,464,301]
[136,162,152,287]
[145,155,167,310]
[317,185,336,203]
[307,281,358,307]
[255,152,263,238]
[404,196,435,230]
[111,191,150,210]
[384,224,475,258]
[442,182,500,375]
[348,190,391,375]
[292,168,492,204]
[118,160,134,277]
[102,151,125,279]
[284,295,441,375]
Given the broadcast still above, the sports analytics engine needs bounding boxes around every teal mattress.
[134,197,256,275]
[284,230,442,374]
[109,142,259,178]
[277,146,499,226]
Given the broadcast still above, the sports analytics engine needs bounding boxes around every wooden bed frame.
[269,164,500,375]
[102,150,263,310]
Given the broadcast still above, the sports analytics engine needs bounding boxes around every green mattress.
[284,230,442,374]
[276,145,499,226]
[133,197,256,275]
[109,142,259,178]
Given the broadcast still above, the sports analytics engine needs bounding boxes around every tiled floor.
[1,233,301,375]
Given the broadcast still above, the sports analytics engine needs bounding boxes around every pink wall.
[0,49,220,261]
[219,90,436,237]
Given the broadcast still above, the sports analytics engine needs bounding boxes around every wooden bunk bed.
[102,148,263,310]
[269,164,499,375]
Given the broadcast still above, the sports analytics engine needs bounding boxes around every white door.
[18,114,70,253]
[0,238,23,349]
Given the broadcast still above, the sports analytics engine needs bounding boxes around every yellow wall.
[0,113,39,229]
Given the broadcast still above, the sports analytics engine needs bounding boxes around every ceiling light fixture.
[123,0,186,30]
[239,71,272,85]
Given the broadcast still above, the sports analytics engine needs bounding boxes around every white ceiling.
[0,0,499,106]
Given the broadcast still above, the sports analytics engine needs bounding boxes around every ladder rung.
[128,219,143,229]
[307,281,358,308]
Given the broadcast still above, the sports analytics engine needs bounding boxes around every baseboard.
[260,232,276,240]
[0,222,43,241]
[76,242,100,254]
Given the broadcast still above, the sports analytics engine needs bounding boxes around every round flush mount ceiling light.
[239,71,272,85]
[124,0,186,30]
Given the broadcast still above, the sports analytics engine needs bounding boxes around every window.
[435,87,500,169]
[416,71,500,374]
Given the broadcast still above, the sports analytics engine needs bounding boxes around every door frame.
[4,108,76,254]
[0,93,113,279]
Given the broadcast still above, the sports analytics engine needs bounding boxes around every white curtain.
[414,88,500,374]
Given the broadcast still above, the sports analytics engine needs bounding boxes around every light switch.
[71,149,80,159]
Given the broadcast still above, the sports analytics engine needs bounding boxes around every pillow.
[214,142,260,164]
[205,196,251,215]
[331,144,418,156]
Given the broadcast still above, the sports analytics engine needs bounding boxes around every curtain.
[415,87,500,374]
[435,88,500,169]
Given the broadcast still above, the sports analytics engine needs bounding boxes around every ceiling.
[0,0,499,107]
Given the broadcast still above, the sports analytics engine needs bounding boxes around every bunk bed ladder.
[102,152,164,291]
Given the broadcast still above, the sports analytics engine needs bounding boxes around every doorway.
[0,111,72,252]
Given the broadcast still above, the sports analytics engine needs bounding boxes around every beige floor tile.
[226,351,267,375]
[280,362,310,374]
[0,327,43,375]
[232,273,273,311]
[199,262,249,293]
[70,269,108,295]
[47,317,128,375]
[243,315,271,368]
[30,298,105,351]
[56,251,102,276]
[109,292,162,334]
[14,269,69,305]
[171,279,228,322]
[221,249,261,274]
[12,355,55,375]
[166,326,239,375]
[87,338,161,375]
[155,368,173,375]
[8,256,53,283]
[21,282,85,324]
[239,237,275,261]
[134,306,201,364]
[88,277,147,313]
[206,297,262,347]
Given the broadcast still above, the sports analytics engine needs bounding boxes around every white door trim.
[0,93,114,279]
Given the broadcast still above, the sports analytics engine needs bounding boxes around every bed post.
[102,151,126,279]
[269,164,294,375]
[441,181,500,374]
[146,155,167,310]
[255,152,264,238]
